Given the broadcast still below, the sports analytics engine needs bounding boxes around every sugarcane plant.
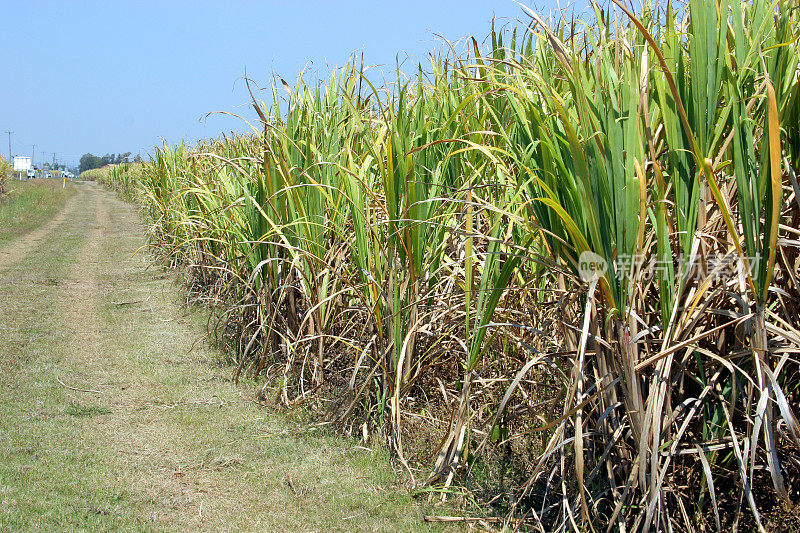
[108,1,799,529]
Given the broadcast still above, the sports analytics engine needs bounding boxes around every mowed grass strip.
[0,179,75,246]
[0,188,142,531]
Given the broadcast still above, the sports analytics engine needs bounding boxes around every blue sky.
[1,0,582,168]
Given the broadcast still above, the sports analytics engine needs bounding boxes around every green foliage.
[79,152,134,173]
[80,166,111,182]
[0,179,74,245]
[0,155,11,196]
[104,1,800,530]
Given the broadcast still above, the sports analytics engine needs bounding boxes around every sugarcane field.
[1,1,799,531]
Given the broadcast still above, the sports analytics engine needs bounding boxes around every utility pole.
[52,152,56,168]
[31,144,35,166]
[5,131,12,160]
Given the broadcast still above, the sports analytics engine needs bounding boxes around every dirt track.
[0,182,431,531]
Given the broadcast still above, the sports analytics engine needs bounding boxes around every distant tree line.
[79,152,141,173]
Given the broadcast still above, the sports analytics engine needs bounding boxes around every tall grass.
[0,179,74,245]
[80,163,144,200]
[0,155,11,197]
[112,1,799,529]
[80,166,112,183]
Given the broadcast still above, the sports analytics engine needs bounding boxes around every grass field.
[0,179,74,247]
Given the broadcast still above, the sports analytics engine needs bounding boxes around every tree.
[79,152,138,173]
[79,153,105,173]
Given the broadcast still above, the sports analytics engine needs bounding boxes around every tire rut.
[56,186,232,529]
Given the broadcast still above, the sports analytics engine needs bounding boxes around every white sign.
[13,156,31,171]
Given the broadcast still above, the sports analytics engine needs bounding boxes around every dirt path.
[0,183,434,532]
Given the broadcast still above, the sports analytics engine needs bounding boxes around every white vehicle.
[26,168,35,178]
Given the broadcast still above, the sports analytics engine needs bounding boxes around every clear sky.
[1,0,582,169]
